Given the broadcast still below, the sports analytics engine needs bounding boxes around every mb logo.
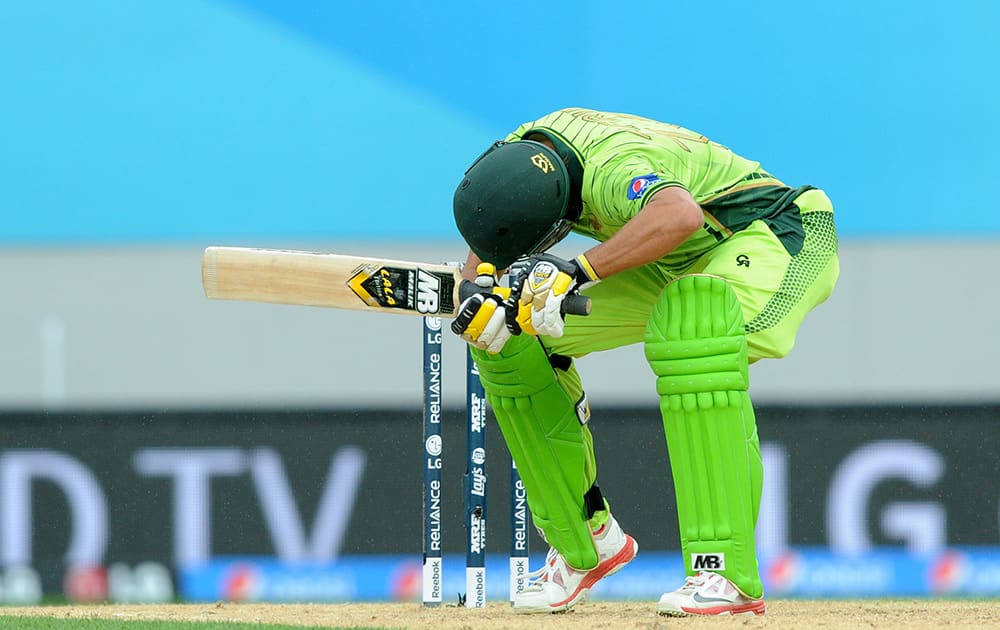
[691,553,726,571]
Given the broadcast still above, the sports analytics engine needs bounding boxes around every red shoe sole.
[549,535,638,609]
[680,599,766,616]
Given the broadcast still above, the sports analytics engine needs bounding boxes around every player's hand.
[511,253,600,337]
[451,262,517,353]
[451,291,512,353]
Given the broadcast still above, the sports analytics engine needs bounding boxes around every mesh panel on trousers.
[745,212,838,334]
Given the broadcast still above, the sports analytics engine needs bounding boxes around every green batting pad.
[471,335,599,570]
[644,275,764,598]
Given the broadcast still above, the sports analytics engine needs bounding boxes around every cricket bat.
[201,246,591,318]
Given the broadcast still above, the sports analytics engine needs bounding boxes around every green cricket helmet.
[453,139,575,270]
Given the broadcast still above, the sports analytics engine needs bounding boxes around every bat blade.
[202,247,461,317]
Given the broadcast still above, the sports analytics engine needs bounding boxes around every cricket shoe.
[513,515,638,614]
[657,571,765,616]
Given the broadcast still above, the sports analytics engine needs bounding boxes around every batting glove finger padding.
[452,292,513,354]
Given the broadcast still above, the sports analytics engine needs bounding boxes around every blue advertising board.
[180,548,1000,602]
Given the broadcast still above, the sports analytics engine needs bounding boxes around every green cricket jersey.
[506,108,812,267]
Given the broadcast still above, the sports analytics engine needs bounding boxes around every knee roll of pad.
[644,274,748,394]
[472,334,563,398]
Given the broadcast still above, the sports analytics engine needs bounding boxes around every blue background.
[2,1,998,243]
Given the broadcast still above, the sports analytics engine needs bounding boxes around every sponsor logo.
[424,350,441,425]
[765,551,800,593]
[512,480,529,552]
[511,557,528,594]
[64,565,109,603]
[222,564,261,602]
[530,153,555,174]
[470,466,486,497]
[627,174,661,200]
[416,269,441,314]
[763,550,895,596]
[469,567,486,607]
[692,553,725,571]
[471,447,486,466]
[736,254,750,268]
[469,395,485,433]
[391,562,421,601]
[692,592,733,604]
[929,551,966,594]
[425,435,442,457]
[422,557,442,601]
[426,479,441,552]
[528,262,557,291]
[348,266,455,313]
[469,517,485,554]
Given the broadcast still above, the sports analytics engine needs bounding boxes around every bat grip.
[561,293,592,316]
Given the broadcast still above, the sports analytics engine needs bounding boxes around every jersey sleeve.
[587,153,688,227]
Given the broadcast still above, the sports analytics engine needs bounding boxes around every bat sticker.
[348,264,456,315]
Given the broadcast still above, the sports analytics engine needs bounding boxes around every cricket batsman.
[450,108,839,615]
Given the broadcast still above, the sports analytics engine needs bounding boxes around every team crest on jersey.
[627,174,661,200]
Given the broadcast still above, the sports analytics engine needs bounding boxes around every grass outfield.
[1,600,1000,629]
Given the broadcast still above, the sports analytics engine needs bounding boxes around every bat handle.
[561,293,592,316]
[456,279,592,318]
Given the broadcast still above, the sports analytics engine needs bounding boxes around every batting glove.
[452,292,513,353]
[511,253,600,338]
[451,262,518,353]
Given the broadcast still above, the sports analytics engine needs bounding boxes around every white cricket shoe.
[513,515,638,614]
[657,571,765,616]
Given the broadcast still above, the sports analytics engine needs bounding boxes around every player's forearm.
[582,187,703,279]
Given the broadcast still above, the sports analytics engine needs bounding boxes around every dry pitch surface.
[3,600,1000,629]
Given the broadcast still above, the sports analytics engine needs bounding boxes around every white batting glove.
[450,262,514,354]
[451,292,512,353]
[514,253,600,337]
